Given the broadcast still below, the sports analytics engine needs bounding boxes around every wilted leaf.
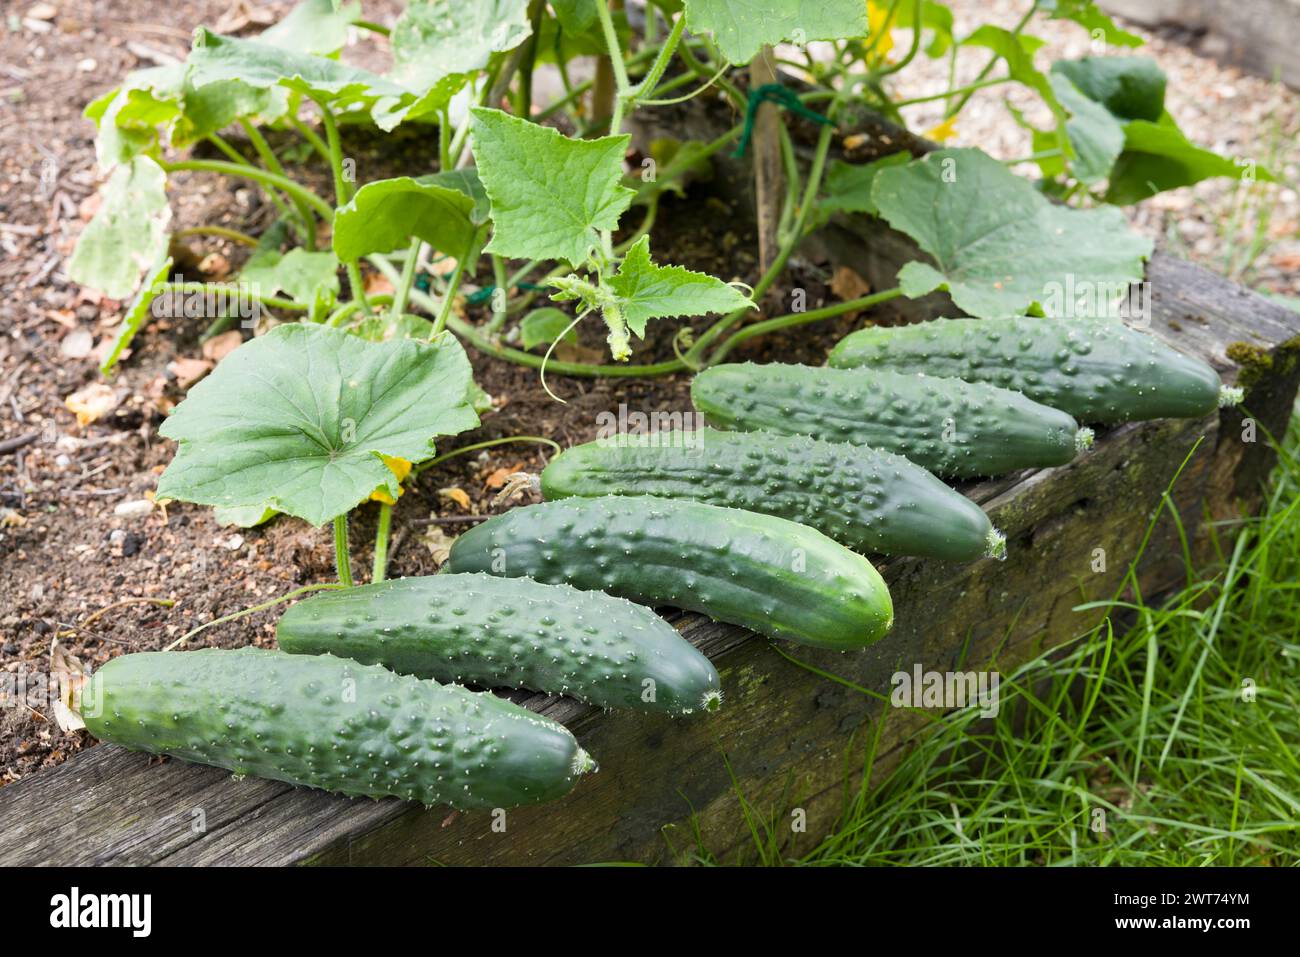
[239,246,340,304]
[65,382,119,426]
[68,156,171,300]
[390,0,531,90]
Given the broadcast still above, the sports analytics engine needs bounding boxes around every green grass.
[717,418,1300,866]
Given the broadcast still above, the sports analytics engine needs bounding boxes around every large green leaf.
[814,152,910,223]
[962,26,1062,119]
[239,247,340,304]
[156,324,480,526]
[260,0,361,55]
[1051,73,1124,186]
[682,0,869,64]
[872,148,1152,318]
[1040,0,1143,47]
[1051,56,1166,122]
[332,170,488,261]
[1104,115,1272,205]
[68,155,172,299]
[187,29,412,129]
[470,107,633,266]
[390,0,532,90]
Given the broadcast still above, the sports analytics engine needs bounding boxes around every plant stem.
[288,115,332,165]
[163,160,334,219]
[946,0,1039,118]
[486,254,509,334]
[684,118,838,364]
[155,281,307,311]
[314,98,371,315]
[438,106,452,170]
[414,435,563,476]
[629,14,685,100]
[333,515,354,587]
[175,226,259,247]
[432,234,479,336]
[352,19,390,37]
[892,76,1013,108]
[239,117,317,249]
[707,287,904,364]
[371,503,393,583]
[390,242,422,319]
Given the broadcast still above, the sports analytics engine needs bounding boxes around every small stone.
[113,499,154,519]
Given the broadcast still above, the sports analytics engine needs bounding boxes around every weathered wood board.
[1,249,1295,866]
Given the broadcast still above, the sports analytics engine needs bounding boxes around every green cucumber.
[691,362,1092,479]
[83,647,593,808]
[540,429,1004,561]
[278,573,721,715]
[828,316,1240,424]
[443,496,893,651]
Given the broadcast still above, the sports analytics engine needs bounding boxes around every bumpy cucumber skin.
[443,496,893,651]
[828,316,1226,424]
[691,363,1083,479]
[278,573,720,715]
[541,429,996,561]
[83,648,590,808]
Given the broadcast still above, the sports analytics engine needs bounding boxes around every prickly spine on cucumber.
[82,648,594,808]
[690,362,1090,479]
[443,495,894,651]
[828,315,1238,424]
[540,429,1003,562]
[277,573,721,715]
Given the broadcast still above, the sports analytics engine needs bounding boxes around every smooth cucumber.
[828,316,1239,424]
[278,573,721,715]
[443,496,893,651]
[540,429,1003,561]
[83,647,594,808]
[691,362,1091,479]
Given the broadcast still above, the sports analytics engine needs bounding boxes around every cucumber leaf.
[815,151,910,222]
[872,148,1152,319]
[962,26,1063,120]
[607,236,753,337]
[214,504,278,527]
[894,1,955,58]
[100,255,173,375]
[1051,56,1166,122]
[260,0,361,56]
[390,0,532,90]
[332,171,488,261]
[520,307,578,350]
[1050,74,1124,186]
[682,0,869,64]
[156,324,480,526]
[470,107,634,266]
[239,247,340,305]
[1040,0,1143,48]
[68,155,172,300]
[1104,115,1272,205]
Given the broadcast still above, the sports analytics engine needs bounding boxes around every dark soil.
[0,2,861,784]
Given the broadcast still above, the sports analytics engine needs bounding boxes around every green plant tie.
[732,83,833,158]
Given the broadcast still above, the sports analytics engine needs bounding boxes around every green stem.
[486,254,509,334]
[163,160,334,220]
[288,115,332,166]
[390,242,422,319]
[352,18,390,36]
[946,1,1038,118]
[597,0,632,101]
[892,76,1013,108]
[371,503,393,583]
[629,14,685,100]
[239,117,317,249]
[438,106,452,170]
[433,234,479,337]
[205,132,254,166]
[333,515,354,587]
[684,118,838,364]
[707,287,904,365]
[155,281,307,311]
[414,435,563,476]
[314,98,370,315]
[174,225,259,247]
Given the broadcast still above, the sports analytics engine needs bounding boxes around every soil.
[1,1,1294,787]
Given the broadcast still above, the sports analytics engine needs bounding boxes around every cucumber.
[691,362,1092,479]
[828,316,1240,424]
[541,429,1003,561]
[83,647,594,808]
[443,496,893,651]
[278,573,721,715]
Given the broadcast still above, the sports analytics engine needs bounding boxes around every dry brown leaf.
[64,382,118,426]
[831,265,871,301]
[198,251,231,280]
[364,272,395,297]
[484,464,522,490]
[201,330,243,362]
[421,524,456,565]
[438,487,472,510]
[167,357,213,390]
[1270,252,1300,271]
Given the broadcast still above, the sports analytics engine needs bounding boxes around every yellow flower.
[923,116,959,143]
[866,1,895,66]
[369,455,413,505]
